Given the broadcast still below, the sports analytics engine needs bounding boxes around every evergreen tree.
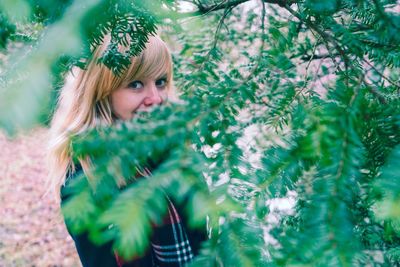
[1,0,399,266]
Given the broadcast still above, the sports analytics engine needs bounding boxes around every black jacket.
[60,164,207,267]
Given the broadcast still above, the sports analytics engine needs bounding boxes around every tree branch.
[363,79,388,105]
[165,0,296,19]
[284,4,349,72]
[188,0,268,129]
[363,59,400,89]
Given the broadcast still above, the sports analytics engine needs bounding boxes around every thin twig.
[363,59,400,89]
[284,4,349,71]
[188,0,268,129]
[162,0,296,19]
[185,3,234,99]
[363,79,388,104]
[301,36,321,91]
[199,5,235,71]
[172,0,249,19]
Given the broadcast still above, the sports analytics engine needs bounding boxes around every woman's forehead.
[134,71,168,79]
[127,58,171,80]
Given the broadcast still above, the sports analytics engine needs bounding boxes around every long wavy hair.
[47,35,174,197]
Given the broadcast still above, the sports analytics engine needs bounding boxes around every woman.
[48,35,207,267]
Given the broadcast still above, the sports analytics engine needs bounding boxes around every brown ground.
[0,128,81,266]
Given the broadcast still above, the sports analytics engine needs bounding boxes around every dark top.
[60,164,207,267]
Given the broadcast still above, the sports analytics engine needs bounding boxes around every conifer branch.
[284,4,350,71]
[199,5,234,71]
[166,0,296,19]
[372,0,400,31]
[188,0,267,128]
[298,53,339,62]
[363,59,400,89]
[363,79,388,105]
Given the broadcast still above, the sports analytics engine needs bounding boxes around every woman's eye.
[128,81,144,90]
[155,78,167,88]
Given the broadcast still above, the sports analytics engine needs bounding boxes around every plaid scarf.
[61,164,206,267]
[115,196,196,267]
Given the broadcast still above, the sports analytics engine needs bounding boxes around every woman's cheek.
[130,97,144,113]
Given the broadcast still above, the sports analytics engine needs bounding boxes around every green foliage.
[374,145,400,222]
[306,0,340,15]
[0,0,159,133]
[81,0,159,74]
[0,12,16,48]
[1,0,400,266]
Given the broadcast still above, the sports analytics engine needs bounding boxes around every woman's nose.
[143,84,163,106]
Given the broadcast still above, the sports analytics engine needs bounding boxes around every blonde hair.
[47,35,174,197]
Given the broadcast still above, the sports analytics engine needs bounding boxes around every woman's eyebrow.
[128,79,142,84]
[157,74,168,79]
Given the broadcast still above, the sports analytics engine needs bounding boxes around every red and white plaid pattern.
[62,164,206,267]
[115,196,194,267]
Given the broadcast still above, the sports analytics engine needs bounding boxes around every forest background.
[0,0,400,266]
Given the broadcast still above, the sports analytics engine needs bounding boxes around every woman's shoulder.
[60,162,84,202]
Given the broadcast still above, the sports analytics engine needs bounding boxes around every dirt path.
[0,128,81,266]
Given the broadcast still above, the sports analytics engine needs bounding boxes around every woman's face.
[110,75,168,120]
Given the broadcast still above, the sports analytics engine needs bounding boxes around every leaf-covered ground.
[0,128,81,266]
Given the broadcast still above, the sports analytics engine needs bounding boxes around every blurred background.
[1,0,400,266]
[0,129,81,265]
